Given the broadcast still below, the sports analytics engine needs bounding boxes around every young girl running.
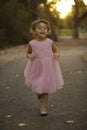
[24,19,64,116]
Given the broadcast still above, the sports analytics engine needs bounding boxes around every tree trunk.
[44,4,58,41]
[73,19,79,38]
[72,0,79,38]
[30,0,47,20]
[30,0,38,20]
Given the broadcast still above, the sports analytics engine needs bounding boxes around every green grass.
[79,29,87,34]
[56,29,87,36]
[59,29,72,35]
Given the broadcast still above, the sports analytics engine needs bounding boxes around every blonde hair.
[30,19,51,35]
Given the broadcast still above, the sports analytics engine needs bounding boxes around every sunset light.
[56,0,74,18]
[47,0,87,19]
[84,0,87,5]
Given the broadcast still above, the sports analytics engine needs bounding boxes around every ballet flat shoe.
[40,111,48,116]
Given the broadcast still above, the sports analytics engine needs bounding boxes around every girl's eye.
[44,28,47,30]
[38,27,47,30]
[38,27,42,30]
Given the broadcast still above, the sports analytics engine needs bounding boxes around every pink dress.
[24,38,64,94]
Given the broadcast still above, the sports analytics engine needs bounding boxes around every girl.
[24,19,64,116]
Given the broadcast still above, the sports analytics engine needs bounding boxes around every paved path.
[0,46,87,130]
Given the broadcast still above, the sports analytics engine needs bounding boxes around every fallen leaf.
[66,120,74,124]
[16,74,19,77]
[77,70,82,74]
[51,105,55,108]
[18,123,28,127]
[6,115,12,118]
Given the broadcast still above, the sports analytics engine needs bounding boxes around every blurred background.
[0,0,87,49]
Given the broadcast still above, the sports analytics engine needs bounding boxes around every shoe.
[40,111,48,116]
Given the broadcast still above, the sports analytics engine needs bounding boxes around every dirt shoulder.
[0,45,27,65]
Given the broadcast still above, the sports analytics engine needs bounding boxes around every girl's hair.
[30,19,51,34]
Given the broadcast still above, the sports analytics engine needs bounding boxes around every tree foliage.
[0,0,32,48]
[72,0,87,38]
[0,0,87,48]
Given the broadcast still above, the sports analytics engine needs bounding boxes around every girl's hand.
[52,43,59,59]
[26,53,36,59]
[53,53,60,59]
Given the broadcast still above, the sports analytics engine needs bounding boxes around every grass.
[58,29,72,36]
[56,28,87,36]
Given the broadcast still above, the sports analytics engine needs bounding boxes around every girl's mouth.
[40,32,45,34]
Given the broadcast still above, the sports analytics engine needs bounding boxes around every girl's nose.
[41,28,44,31]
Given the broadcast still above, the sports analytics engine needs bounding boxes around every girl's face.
[35,22,49,40]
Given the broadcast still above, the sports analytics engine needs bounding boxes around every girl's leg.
[40,93,48,115]
[37,94,42,100]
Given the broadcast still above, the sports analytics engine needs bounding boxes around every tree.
[72,0,79,38]
[72,0,87,38]
[0,0,48,48]
[44,3,59,41]
[29,0,47,20]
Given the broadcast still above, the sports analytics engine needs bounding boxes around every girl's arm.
[26,44,36,59]
[52,43,60,59]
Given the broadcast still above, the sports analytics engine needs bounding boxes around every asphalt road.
[0,46,87,130]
